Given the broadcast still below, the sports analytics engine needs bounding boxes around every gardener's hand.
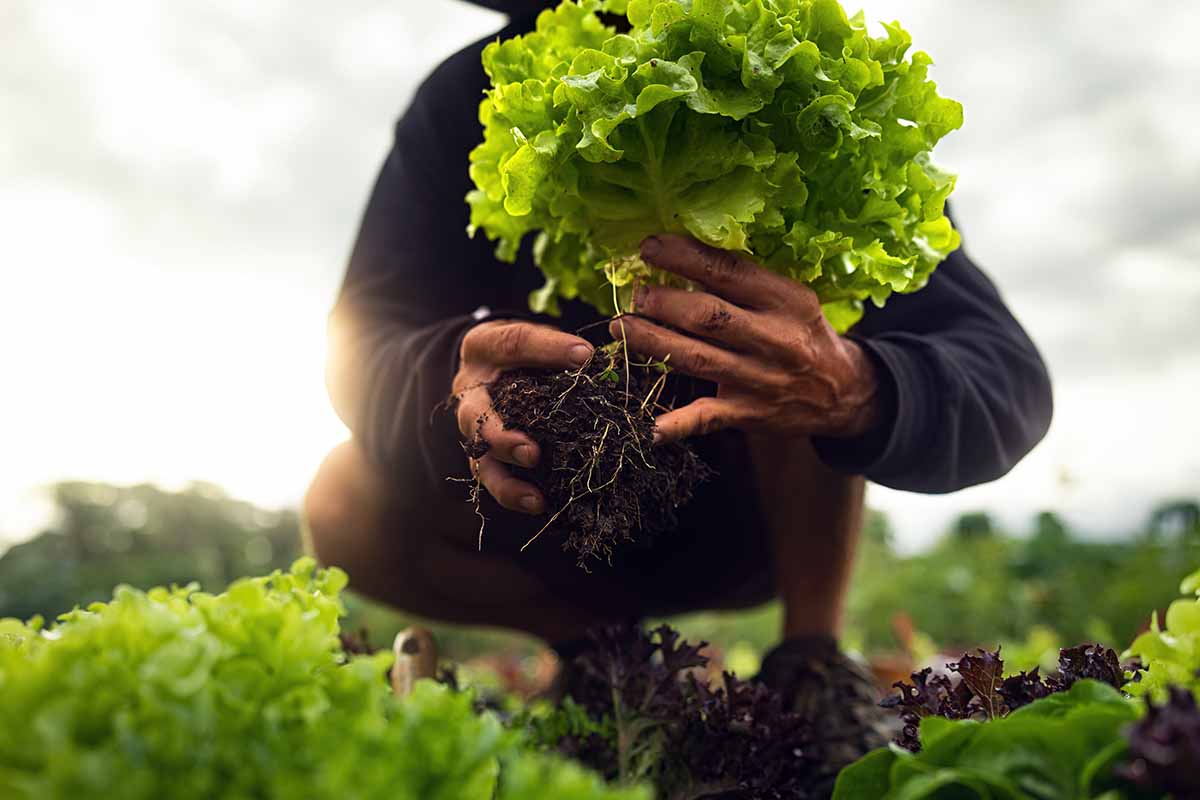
[453,319,594,514]
[609,235,883,445]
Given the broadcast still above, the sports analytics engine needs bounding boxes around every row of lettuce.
[0,559,1197,798]
[835,568,1200,798]
[0,560,645,800]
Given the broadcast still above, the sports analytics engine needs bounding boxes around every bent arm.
[326,39,530,485]
[326,148,484,484]
[813,242,1054,493]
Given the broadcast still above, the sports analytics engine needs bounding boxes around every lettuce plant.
[1123,568,1200,702]
[842,570,1200,799]
[836,681,1141,800]
[522,625,820,799]
[468,0,963,330]
[0,559,646,800]
[881,644,1131,753]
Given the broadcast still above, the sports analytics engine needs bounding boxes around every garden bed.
[2,559,1198,798]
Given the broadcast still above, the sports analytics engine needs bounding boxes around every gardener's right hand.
[452,320,594,515]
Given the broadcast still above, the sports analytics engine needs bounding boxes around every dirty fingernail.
[641,236,663,259]
[514,444,536,467]
[570,344,593,366]
[520,495,543,513]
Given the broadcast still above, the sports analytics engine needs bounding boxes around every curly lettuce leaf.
[1123,567,1200,703]
[0,559,647,800]
[468,0,962,330]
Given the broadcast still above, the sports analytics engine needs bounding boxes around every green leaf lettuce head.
[0,559,648,800]
[1123,567,1200,703]
[467,0,963,329]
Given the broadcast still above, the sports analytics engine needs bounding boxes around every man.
[305,0,1053,781]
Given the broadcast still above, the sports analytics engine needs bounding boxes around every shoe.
[755,635,895,797]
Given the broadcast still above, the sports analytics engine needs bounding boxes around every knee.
[303,486,344,572]
[303,442,366,567]
[303,483,343,561]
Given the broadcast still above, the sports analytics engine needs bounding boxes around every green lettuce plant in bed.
[835,681,1140,800]
[836,569,1200,799]
[5,556,1198,799]
[0,558,646,800]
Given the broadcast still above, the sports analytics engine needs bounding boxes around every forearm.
[326,303,480,481]
[328,43,522,477]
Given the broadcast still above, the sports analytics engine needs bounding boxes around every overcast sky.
[2,0,1198,553]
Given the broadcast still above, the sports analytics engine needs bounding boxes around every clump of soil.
[471,343,711,567]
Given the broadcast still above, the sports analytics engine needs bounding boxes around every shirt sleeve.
[325,24,537,487]
[812,239,1054,494]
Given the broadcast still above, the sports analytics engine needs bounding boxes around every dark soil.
[470,343,711,568]
[338,628,377,657]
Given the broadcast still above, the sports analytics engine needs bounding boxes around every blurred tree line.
[1,481,1197,663]
[844,503,1200,656]
[0,482,299,622]
[0,481,536,661]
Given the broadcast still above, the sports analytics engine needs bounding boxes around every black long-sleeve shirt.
[327,8,1053,510]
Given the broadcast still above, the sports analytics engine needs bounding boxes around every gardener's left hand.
[609,234,885,445]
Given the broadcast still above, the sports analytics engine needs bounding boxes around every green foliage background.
[2,481,1196,668]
